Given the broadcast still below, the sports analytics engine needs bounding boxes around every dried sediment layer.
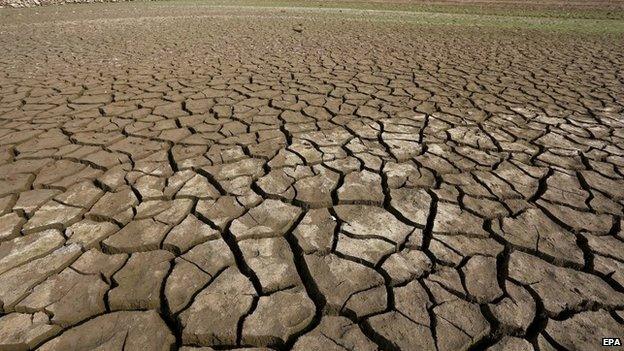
[0,4,623,351]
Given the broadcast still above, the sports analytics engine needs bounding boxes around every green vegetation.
[170,0,624,20]
[153,0,624,34]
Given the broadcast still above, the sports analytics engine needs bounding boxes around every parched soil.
[0,2,623,351]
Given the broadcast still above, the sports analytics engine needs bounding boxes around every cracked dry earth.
[1,3,624,351]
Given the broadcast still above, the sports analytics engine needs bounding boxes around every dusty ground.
[0,1,623,350]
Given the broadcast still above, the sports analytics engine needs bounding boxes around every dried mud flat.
[0,2,623,351]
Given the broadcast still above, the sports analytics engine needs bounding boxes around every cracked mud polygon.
[0,1,623,350]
